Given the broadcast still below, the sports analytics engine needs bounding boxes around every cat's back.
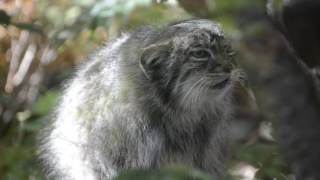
[40,33,131,180]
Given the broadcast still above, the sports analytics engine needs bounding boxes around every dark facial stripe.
[157,54,185,105]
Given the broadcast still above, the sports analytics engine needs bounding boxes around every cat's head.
[138,19,246,111]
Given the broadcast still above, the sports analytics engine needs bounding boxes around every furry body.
[40,19,245,180]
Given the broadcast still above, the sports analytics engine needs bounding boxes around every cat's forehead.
[168,20,225,49]
[142,19,225,49]
[170,19,224,36]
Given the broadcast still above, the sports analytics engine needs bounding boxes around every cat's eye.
[190,49,211,60]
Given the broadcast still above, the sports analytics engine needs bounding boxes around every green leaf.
[233,143,289,179]
[32,89,60,115]
[116,165,212,180]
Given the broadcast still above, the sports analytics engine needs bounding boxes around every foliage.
[232,143,289,180]
[116,166,212,180]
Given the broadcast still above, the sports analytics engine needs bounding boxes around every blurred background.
[0,0,291,179]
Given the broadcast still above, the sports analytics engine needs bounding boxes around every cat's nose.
[208,56,234,73]
[222,64,234,73]
[212,64,233,73]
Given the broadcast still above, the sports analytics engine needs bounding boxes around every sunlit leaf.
[65,6,82,25]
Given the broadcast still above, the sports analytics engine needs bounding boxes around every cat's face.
[140,20,245,110]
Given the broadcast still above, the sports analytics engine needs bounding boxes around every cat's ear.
[139,42,172,80]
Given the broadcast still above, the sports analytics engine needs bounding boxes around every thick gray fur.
[39,19,246,180]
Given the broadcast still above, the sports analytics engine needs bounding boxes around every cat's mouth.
[208,74,230,89]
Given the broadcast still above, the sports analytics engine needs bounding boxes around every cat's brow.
[143,41,171,50]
